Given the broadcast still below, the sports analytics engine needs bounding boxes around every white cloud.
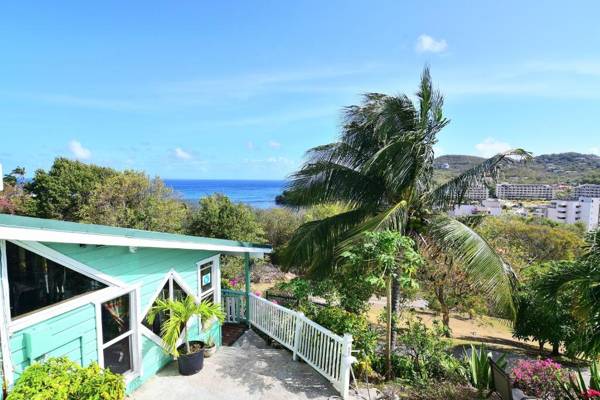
[268,140,281,149]
[590,147,600,156]
[174,147,192,160]
[415,34,448,53]
[475,137,512,158]
[68,140,91,160]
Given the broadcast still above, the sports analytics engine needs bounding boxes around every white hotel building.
[545,197,600,231]
[574,184,600,199]
[496,183,556,200]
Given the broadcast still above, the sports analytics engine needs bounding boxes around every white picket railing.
[248,293,355,399]
[222,289,246,323]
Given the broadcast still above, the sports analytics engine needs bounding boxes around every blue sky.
[1,1,600,179]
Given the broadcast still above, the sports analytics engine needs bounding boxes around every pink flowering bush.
[583,389,600,399]
[511,359,567,400]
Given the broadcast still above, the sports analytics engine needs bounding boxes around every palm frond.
[425,214,516,318]
[284,160,384,207]
[337,200,408,255]
[427,149,532,210]
[278,207,371,276]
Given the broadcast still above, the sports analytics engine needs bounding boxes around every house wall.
[10,304,98,380]
[5,242,221,394]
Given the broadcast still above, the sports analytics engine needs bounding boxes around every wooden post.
[244,252,251,326]
[292,312,304,361]
[339,333,354,400]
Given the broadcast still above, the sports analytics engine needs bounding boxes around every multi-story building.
[545,197,600,231]
[574,184,600,199]
[465,184,489,200]
[496,183,555,200]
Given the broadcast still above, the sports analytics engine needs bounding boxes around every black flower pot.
[177,341,205,376]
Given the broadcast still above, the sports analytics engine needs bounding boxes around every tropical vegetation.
[278,67,528,364]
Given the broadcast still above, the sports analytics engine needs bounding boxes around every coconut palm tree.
[280,67,529,346]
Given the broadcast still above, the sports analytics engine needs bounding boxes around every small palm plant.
[147,295,224,357]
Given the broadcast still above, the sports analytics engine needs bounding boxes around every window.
[198,261,215,299]
[101,294,134,375]
[5,241,106,318]
[142,274,195,338]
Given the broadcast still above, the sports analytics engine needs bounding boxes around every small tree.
[146,296,224,356]
[340,231,422,379]
[513,262,575,355]
[80,171,187,233]
[186,194,264,242]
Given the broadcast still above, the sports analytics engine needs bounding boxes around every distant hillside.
[434,152,600,184]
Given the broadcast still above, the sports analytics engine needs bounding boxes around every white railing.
[248,293,355,399]
[222,289,246,323]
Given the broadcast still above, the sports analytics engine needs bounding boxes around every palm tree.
[280,67,529,347]
[147,296,224,356]
[539,230,600,357]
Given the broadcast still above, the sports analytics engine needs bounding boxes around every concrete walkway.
[129,330,348,400]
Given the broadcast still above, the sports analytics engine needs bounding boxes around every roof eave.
[0,226,272,255]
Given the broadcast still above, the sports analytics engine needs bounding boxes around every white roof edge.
[0,226,271,254]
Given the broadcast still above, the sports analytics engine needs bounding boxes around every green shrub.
[407,382,479,400]
[7,357,125,400]
[308,306,378,365]
[373,317,466,385]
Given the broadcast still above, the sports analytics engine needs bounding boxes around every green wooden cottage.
[0,214,271,395]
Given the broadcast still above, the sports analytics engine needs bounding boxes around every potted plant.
[147,295,224,376]
[204,336,217,358]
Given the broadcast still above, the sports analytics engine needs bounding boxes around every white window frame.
[196,255,220,336]
[94,284,142,384]
[198,255,219,302]
[140,269,199,349]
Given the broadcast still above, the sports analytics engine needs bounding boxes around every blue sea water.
[164,179,286,209]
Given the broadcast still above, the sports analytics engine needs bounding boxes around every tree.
[513,262,576,356]
[256,207,303,249]
[539,230,600,357]
[186,194,264,242]
[280,68,528,358]
[340,231,421,379]
[80,171,187,233]
[26,158,117,221]
[420,253,487,334]
[477,215,585,271]
[3,166,26,186]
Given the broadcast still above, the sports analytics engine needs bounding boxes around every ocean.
[164,179,286,209]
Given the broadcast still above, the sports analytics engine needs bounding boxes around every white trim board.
[11,240,128,288]
[0,226,271,255]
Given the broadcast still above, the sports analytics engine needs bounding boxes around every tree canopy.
[80,171,187,233]
[26,158,117,221]
[186,193,264,242]
[280,67,529,319]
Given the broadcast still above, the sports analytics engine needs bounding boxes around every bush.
[464,344,506,396]
[373,318,466,385]
[7,357,125,400]
[511,359,567,400]
[308,306,378,368]
[407,382,479,400]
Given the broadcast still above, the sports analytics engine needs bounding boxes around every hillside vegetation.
[434,152,600,184]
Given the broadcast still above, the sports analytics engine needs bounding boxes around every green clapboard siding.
[9,303,98,380]
[5,241,221,393]
[44,243,217,311]
[39,242,219,393]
